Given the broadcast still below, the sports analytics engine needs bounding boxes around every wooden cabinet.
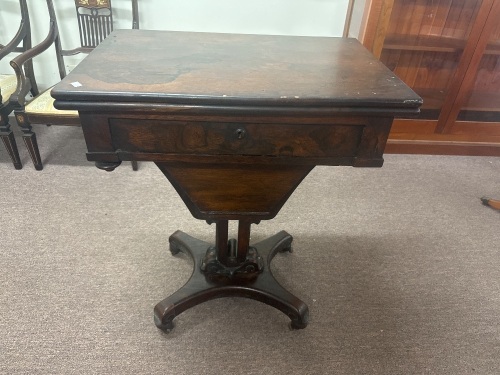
[350,0,500,155]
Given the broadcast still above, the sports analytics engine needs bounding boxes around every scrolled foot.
[168,230,201,256]
[169,241,182,255]
[289,309,309,330]
[253,230,294,260]
[290,321,307,330]
[154,312,175,332]
[279,242,293,253]
[271,231,293,254]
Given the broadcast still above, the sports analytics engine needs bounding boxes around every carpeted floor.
[1,124,499,374]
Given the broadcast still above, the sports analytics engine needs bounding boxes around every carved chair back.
[54,0,139,79]
[75,0,114,49]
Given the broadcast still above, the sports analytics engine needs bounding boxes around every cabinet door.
[349,0,500,155]
[435,0,500,135]
[378,0,484,121]
[456,21,500,123]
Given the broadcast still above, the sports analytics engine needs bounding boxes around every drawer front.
[109,119,365,158]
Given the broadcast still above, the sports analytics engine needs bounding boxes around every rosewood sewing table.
[52,29,421,331]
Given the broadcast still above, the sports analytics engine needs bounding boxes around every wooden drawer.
[109,119,365,158]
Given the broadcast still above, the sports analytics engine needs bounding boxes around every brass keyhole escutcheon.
[235,128,247,140]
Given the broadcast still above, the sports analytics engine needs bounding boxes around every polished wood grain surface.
[52,29,421,111]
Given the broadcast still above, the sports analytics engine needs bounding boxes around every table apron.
[80,114,393,168]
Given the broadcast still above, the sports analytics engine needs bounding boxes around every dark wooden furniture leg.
[17,118,43,170]
[154,221,309,332]
[22,132,43,170]
[0,116,22,170]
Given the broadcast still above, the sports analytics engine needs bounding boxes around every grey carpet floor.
[1,124,499,374]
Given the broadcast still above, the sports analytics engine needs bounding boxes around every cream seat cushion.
[0,74,17,104]
[24,86,78,117]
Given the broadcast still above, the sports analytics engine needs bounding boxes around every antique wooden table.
[52,30,421,331]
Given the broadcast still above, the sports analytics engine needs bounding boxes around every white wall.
[1,0,350,90]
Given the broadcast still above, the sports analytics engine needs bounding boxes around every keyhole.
[235,128,247,140]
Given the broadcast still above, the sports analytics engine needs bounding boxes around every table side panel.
[157,162,314,220]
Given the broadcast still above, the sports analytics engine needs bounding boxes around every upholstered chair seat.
[0,74,17,104]
[24,87,78,118]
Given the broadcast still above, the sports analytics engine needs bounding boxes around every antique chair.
[0,0,38,169]
[10,0,139,170]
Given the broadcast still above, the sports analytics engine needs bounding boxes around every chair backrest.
[69,0,139,51]
[52,0,139,78]
[0,0,39,101]
[74,0,114,50]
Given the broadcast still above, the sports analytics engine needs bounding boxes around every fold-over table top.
[52,29,422,114]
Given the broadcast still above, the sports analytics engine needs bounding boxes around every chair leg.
[131,160,139,171]
[0,115,23,170]
[22,130,43,171]
[16,115,43,170]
